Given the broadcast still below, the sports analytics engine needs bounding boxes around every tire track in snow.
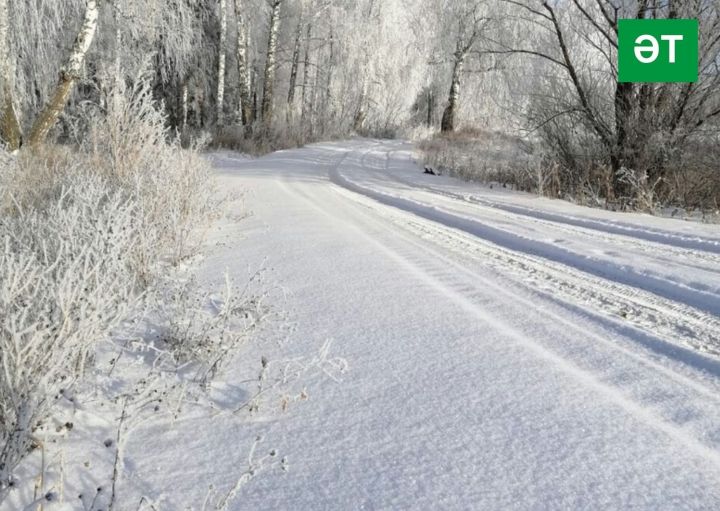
[330,155,720,318]
[382,149,720,255]
[311,147,720,389]
[369,163,720,275]
[467,197,720,255]
[326,145,720,369]
[276,155,720,473]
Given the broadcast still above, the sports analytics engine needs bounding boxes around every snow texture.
[6,139,720,510]
[203,140,720,509]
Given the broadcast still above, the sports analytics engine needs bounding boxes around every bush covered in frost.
[0,71,216,498]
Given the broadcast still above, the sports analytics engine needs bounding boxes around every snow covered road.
[201,139,720,509]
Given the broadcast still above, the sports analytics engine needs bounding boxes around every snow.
[5,139,720,510]
[206,139,720,509]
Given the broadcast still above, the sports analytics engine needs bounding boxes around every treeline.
[1,0,719,210]
[0,0,422,152]
[420,1,720,213]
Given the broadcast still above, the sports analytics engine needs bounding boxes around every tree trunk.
[353,80,367,132]
[323,27,335,131]
[300,22,312,128]
[0,95,21,151]
[287,15,303,114]
[0,0,21,151]
[441,54,464,133]
[182,82,189,129]
[310,48,323,136]
[427,89,433,128]
[261,0,282,127]
[234,0,253,126]
[113,4,122,83]
[195,84,204,127]
[217,0,227,127]
[611,81,634,198]
[251,67,258,124]
[27,0,99,147]
[109,6,122,114]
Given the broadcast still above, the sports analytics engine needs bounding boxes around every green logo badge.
[618,19,698,83]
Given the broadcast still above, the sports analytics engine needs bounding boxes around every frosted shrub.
[156,272,270,385]
[0,145,76,215]
[617,167,663,212]
[420,130,534,188]
[88,69,216,275]
[152,145,216,264]
[0,67,239,505]
[0,174,140,497]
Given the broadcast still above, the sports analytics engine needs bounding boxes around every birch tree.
[261,0,283,127]
[352,0,378,133]
[440,1,491,133]
[27,0,99,147]
[217,0,228,127]
[498,0,720,197]
[300,21,313,128]
[287,9,304,121]
[235,0,254,126]
[0,0,21,150]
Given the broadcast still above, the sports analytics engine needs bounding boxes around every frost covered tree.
[261,0,283,127]
[0,0,711,194]
[496,0,720,197]
[235,0,254,126]
[286,5,303,118]
[0,0,441,145]
[217,0,228,127]
[438,1,492,133]
[0,0,99,149]
[27,0,99,146]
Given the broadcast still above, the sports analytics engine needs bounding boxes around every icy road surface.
[152,140,720,509]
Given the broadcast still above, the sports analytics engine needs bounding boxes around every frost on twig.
[151,269,273,386]
[233,339,349,416]
[201,435,288,511]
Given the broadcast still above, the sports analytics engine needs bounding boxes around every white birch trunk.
[353,79,367,132]
[110,5,122,113]
[217,0,227,127]
[64,0,99,78]
[182,83,189,129]
[28,0,99,146]
[234,0,253,126]
[114,5,122,83]
[0,0,21,150]
[261,0,282,127]
[287,14,304,121]
[441,50,466,133]
[0,0,8,98]
[310,50,322,135]
[300,22,312,128]
[324,27,335,122]
[427,88,434,128]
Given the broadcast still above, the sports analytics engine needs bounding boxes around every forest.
[1,0,720,509]
[1,0,718,206]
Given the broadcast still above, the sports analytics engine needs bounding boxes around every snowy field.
[204,139,720,509]
[5,139,720,510]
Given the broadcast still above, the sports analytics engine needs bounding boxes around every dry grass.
[0,72,218,499]
[419,127,720,216]
[419,129,536,189]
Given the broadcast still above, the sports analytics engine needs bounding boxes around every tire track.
[384,150,720,255]
[358,148,720,273]
[329,147,720,359]
[277,156,720,471]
